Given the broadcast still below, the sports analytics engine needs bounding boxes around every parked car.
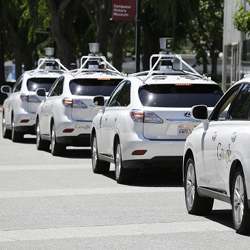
[35,52,125,155]
[91,53,223,184]
[183,77,250,234]
[1,58,68,142]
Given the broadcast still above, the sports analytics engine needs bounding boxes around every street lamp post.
[135,0,141,72]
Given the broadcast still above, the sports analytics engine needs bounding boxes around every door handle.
[231,132,237,143]
[212,132,217,141]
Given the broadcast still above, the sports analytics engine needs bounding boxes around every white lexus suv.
[91,53,223,184]
[183,77,250,234]
[35,52,124,155]
[1,57,68,142]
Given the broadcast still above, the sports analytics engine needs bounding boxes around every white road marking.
[0,164,90,171]
[0,221,232,242]
[0,187,183,199]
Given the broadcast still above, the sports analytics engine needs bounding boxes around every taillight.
[130,110,163,124]
[20,95,41,103]
[130,110,144,123]
[144,111,163,124]
[63,98,87,109]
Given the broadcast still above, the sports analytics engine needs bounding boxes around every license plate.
[178,124,194,136]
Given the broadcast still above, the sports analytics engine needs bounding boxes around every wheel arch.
[229,160,245,199]
[183,149,194,179]
[113,134,120,158]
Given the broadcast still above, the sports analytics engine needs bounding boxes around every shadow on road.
[205,209,234,230]
[58,148,91,159]
[101,167,183,187]
[21,137,36,144]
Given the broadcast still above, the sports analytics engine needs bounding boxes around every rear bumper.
[122,139,185,161]
[14,113,36,128]
[56,134,90,146]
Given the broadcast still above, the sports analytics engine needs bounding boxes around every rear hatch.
[139,83,223,140]
[69,78,123,121]
[24,77,57,113]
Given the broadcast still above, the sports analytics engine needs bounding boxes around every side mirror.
[1,85,12,95]
[93,95,105,106]
[192,105,208,120]
[36,88,46,97]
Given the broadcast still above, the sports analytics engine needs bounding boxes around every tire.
[2,112,11,139]
[11,116,23,142]
[184,158,214,215]
[114,142,131,184]
[231,170,250,234]
[36,120,49,151]
[50,123,65,156]
[91,135,110,174]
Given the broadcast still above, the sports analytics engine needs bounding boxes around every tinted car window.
[210,84,241,121]
[49,77,64,97]
[109,82,131,107]
[69,78,123,96]
[229,84,250,120]
[139,84,223,108]
[27,78,57,92]
[13,78,22,92]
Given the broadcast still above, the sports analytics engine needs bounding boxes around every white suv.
[36,55,124,155]
[91,54,223,184]
[1,58,67,142]
[183,78,250,234]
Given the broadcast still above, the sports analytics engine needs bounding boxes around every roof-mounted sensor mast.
[35,47,69,73]
[76,43,123,76]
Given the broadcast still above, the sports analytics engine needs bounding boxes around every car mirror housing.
[1,85,12,95]
[36,88,46,97]
[93,95,105,106]
[192,105,208,120]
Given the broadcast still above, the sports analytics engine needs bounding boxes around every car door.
[40,77,64,135]
[201,84,242,190]
[6,78,22,125]
[100,81,131,156]
[215,83,250,193]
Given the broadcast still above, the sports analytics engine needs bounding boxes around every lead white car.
[1,58,67,142]
[36,54,124,155]
[91,53,223,184]
[183,78,250,234]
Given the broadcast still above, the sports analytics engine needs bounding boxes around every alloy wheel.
[233,175,245,228]
[186,161,196,211]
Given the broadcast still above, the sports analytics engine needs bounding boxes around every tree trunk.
[202,52,208,74]
[210,50,218,80]
[112,25,125,71]
[95,0,111,56]
[47,0,75,67]
[0,31,5,83]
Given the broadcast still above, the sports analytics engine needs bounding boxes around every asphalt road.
[0,112,250,249]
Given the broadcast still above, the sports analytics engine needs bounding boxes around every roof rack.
[72,55,124,76]
[33,58,69,73]
[132,53,202,83]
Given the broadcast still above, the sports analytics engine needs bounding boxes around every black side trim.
[198,186,230,204]
[99,154,115,164]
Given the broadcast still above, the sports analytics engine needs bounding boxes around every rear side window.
[69,78,123,96]
[139,84,223,108]
[27,78,57,92]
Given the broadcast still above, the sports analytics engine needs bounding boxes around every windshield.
[139,84,223,108]
[27,78,57,92]
[69,78,123,96]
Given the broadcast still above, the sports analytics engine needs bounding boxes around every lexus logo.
[184,112,191,118]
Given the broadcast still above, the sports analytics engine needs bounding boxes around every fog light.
[132,150,147,155]
[63,128,74,133]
